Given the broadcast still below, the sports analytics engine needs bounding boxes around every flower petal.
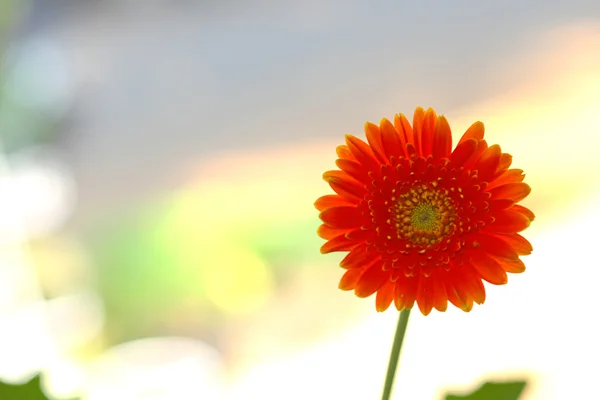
[317,224,348,240]
[488,198,516,213]
[458,121,485,144]
[314,194,355,211]
[487,210,531,233]
[320,233,359,253]
[445,278,473,311]
[449,138,478,168]
[488,182,531,202]
[323,170,366,201]
[512,204,535,221]
[339,268,366,291]
[449,265,486,306]
[499,258,526,273]
[355,261,388,298]
[381,117,407,159]
[345,228,372,241]
[420,108,437,157]
[487,168,525,190]
[376,280,395,312]
[432,115,452,161]
[468,251,508,285]
[336,159,370,183]
[345,134,381,171]
[497,233,533,255]
[364,122,388,164]
[341,244,374,269]
[461,266,486,304]
[474,144,502,182]
[394,274,420,310]
[319,206,362,229]
[416,276,434,315]
[494,153,513,177]
[412,106,426,156]
[393,113,413,147]
[463,140,488,170]
[432,276,448,312]
[475,232,519,261]
[336,145,356,161]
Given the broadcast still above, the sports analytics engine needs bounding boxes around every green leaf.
[445,380,527,400]
[0,375,50,400]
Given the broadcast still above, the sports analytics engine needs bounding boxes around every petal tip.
[376,304,390,312]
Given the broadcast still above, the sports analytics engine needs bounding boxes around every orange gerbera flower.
[316,107,534,315]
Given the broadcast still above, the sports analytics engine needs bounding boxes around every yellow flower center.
[393,184,457,248]
[411,203,440,231]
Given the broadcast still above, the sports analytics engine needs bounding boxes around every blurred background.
[0,1,599,399]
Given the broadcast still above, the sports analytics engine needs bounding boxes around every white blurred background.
[0,1,599,399]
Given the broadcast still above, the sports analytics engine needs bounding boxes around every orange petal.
[449,138,478,168]
[320,234,359,253]
[412,106,426,156]
[345,228,371,241]
[487,210,531,233]
[488,182,531,202]
[488,198,516,213]
[340,244,374,269]
[463,140,488,171]
[446,264,485,312]
[381,117,407,159]
[512,204,535,221]
[497,233,533,255]
[432,276,448,312]
[420,108,437,157]
[445,280,473,311]
[458,121,485,144]
[474,144,501,183]
[335,159,370,183]
[364,122,388,164]
[393,113,413,147]
[375,280,395,312]
[319,206,362,229]
[499,258,526,273]
[416,276,434,315]
[475,232,519,261]
[495,153,513,176]
[461,266,486,305]
[468,251,508,285]
[447,265,485,308]
[345,134,381,171]
[432,115,452,161]
[406,142,417,158]
[336,145,356,161]
[323,170,366,201]
[394,274,419,310]
[314,194,355,211]
[487,169,525,190]
[355,261,388,298]
[317,224,348,240]
[339,268,366,291]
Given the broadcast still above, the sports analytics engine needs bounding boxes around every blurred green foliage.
[0,375,51,400]
[445,380,527,400]
[85,193,320,344]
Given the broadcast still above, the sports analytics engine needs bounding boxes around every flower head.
[316,107,534,315]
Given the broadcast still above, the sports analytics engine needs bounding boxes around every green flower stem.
[381,309,411,400]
